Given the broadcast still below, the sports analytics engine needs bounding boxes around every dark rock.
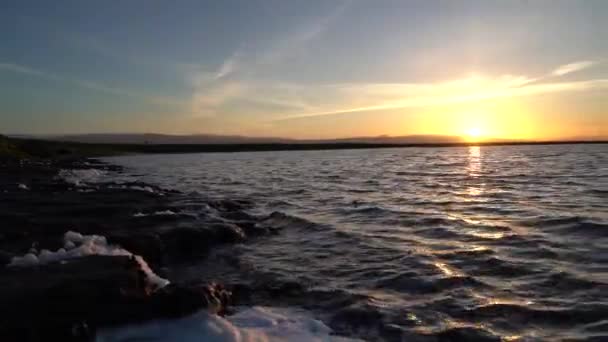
[209,199,252,212]
[161,227,215,257]
[220,210,256,221]
[229,283,254,304]
[107,232,165,265]
[208,222,246,243]
[161,223,246,258]
[0,255,231,341]
[434,327,501,342]
[0,249,13,266]
[151,282,232,317]
[265,280,307,298]
[330,304,384,329]
[232,220,270,236]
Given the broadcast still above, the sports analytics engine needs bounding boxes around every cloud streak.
[183,55,607,122]
[187,1,351,117]
[214,51,240,80]
[275,75,608,121]
[0,62,183,107]
[552,61,596,76]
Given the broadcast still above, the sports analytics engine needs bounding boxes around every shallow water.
[105,144,608,341]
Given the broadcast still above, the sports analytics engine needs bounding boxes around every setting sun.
[465,127,483,141]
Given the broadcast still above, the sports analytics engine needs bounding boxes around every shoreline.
[2,143,606,341]
[3,135,607,159]
[0,156,287,340]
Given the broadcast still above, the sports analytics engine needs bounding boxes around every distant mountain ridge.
[29,133,466,145]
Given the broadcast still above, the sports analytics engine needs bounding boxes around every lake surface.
[105,144,608,341]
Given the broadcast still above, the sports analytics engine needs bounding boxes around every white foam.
[130,185,156,193]
[77,189,96,193]
[109,184,161,195]
[96,306,359,342]
[8,231,169,289]
[133,210,176,217]
[58,169,105,186]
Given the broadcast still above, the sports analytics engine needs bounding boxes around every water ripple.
[105,143,608,341]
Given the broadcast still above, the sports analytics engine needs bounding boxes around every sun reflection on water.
[467,146,482,177]
[434,262,461,277]
[464,145,485,199]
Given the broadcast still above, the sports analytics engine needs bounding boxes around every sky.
[1,0,607,140]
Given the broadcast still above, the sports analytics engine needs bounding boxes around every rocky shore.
[0,157,276,341]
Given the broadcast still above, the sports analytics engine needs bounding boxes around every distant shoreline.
[2,135,607,159]
[94,140,608,155]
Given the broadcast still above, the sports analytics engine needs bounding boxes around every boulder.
[0,249,13,266]
[161,223,246,258]
[107,232,165,265]
[161,227,215,257]
[0,255,231,341]
[208,222,246,243]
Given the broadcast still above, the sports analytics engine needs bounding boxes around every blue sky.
[1,0,607,139]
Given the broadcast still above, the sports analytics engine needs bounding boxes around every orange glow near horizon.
[409,99,547,142]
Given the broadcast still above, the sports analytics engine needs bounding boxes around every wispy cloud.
[259,1,350,65]
[552,60,596,76]
[276,75,608,121]
[276,76,607,122]
[187,1,351,118]
[214,51,240,80]
[0,62,183,107]
[183,53,608,122]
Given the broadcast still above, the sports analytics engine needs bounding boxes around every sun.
[465,127,483,141]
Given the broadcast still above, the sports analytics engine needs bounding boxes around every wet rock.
[152,282,232,317]
[233,220,272,236]
[208,222,246,243]
[220,210,257,221]
[161,223,246,258]
[0,249,13,266]
[330,303,384,330]
[0,255,231,341]
[209,199,252,212]
[161,227,215,257]
[107,232,165,265]
[434,327,501,342]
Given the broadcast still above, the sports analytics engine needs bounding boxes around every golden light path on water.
[422,145,534,340]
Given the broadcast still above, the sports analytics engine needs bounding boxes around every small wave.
[58,168,105,186]
[343,206,390,215]
[523,215,608,237]
[590,188,608,195]
[345,188,374,194]
[457,256,539,278]
[416,327,501,342]
[559,220,608,237]
[261,212,328,231]
[375,272,488,294]
[133,210,178,217]
[434,248,495,259]
[521,272,607,293]
[412,227,470,240]
[110,184,159,194]
[460,303,608,326]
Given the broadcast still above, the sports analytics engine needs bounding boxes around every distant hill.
[27,133,465,145]
[322,135,463,144]
[2,134,605,160]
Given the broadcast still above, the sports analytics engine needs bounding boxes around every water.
[104,144,608,341]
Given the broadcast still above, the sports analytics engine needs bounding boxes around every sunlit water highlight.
[105,144,608,341]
